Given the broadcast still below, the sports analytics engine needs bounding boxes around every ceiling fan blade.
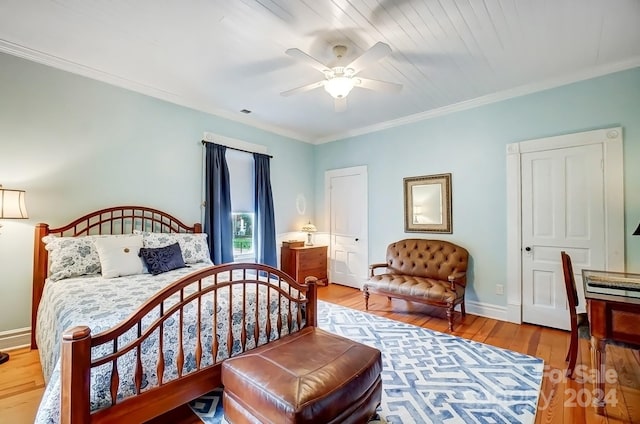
[346,42,392,74]
[280,80,325,97]
[285,48,331,73]
[334,97,347,113]
[354,77,402,93]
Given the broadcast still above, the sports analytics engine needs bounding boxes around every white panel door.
[522,143,605,330]
[325,166,368,289]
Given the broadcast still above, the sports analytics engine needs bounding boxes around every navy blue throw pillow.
[139,242,186,275]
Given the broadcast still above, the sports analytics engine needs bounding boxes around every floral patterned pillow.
[134,231,212,264]
[42,235,102,281]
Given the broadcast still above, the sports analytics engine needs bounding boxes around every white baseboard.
[0,327,31,350]
[465,300,508,322]
[506,303,523,324]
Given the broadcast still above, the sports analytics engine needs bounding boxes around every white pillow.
[93,235,145,279]
[134,231,212,264]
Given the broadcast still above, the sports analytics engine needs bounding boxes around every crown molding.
[0,39,313,144]
[314,57,640,144]
[2,39,638,146]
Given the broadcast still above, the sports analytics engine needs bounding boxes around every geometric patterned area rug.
[190,300,544,424]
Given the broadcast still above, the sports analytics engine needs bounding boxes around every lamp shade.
[301,222,317,233]
[634,222,640,236]
[0,188,28,219]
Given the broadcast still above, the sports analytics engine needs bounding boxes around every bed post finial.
[304,276,318,327]
[61,326,92,424]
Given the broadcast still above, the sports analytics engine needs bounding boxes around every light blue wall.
[0,52,315,332]
[314,67,640,307]
[2,48,638,334]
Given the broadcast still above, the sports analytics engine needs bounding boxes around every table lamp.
[0,185,29,365]
[301,221,317,246]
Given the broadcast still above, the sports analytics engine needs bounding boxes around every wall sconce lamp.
[634,222,640,236]
[0,185,28,365]
[301,221,317,246]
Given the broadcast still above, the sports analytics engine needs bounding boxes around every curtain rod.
[201,140,273,158]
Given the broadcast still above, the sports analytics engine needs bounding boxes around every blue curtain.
[253,153,277,267]
[204,143,234,264]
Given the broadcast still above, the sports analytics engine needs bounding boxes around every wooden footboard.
[59,263,317,424]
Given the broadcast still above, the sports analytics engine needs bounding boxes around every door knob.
[525,246,532,252]
[355,238,359,242]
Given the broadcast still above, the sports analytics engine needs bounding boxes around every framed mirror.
[404,173,452,233]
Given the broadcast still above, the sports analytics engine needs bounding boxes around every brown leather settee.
[362,239,469,331]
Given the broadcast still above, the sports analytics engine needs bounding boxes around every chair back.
[385,239,468,283]
[561,251,579,317]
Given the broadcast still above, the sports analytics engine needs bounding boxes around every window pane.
[232,212,254,260]
[227,149,254,212]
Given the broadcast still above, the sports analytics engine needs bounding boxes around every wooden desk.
[582,269,640,413]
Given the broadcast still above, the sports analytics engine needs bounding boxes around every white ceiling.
[1,0,639,143]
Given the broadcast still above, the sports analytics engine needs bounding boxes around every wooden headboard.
[31,206,202,349]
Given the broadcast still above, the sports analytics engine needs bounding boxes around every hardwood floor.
[2,284,639,423]
[0,346,45,424]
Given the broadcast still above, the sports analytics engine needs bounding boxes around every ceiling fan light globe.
[324,76,354,99]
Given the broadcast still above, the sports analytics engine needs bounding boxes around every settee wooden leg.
[447,306,454,332]
[461,299,466,317]
[364,290,370,310]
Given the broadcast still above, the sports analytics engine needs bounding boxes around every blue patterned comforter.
[34,264,301,424]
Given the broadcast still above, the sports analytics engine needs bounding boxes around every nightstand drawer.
[300,267,327,281]
[298,248,325,259]
[298,252,326,271]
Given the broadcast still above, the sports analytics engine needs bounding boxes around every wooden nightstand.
[281,244,328,286]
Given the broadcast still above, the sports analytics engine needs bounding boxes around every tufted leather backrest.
[385,239,469,283]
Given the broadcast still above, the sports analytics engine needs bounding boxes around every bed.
[30,206,318,424]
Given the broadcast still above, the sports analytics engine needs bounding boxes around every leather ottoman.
[221,327,382,424]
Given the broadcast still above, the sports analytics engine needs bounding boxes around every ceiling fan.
[280,41,402,112]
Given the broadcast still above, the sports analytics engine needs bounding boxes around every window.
[232,212,254,259]
[226,149,255,261]
[203,135,271,263]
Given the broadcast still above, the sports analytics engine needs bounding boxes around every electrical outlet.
[496,284,504,295]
